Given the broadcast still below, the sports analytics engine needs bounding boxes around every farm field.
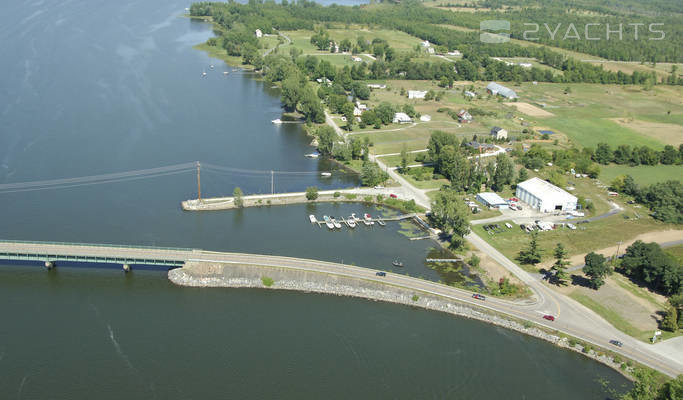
[599,164,683,187]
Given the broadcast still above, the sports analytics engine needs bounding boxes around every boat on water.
[305,153,320,158]
[363,213,374,226]
[377,217,386,227]
[210,64,214,69]
[347,217,356,228]
[309,215,317,224]
[323,215,334,230]
[320,172,331,177]
[223,71,229,75]
[392,259,404,267]
[331,217,342,229]
[351,213,360,222]
[272,118,282,124]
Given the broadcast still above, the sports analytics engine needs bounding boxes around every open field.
[599,164,683,187]
[667,244,683,262]
[610,117,683,146]
[505,102,554,117]
[471,215,676,267]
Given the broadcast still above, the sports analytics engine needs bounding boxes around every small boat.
[201,71,207,77]
[309,215,317,224]
[223,71,229,75]
[392,259,404,267]
[210,64,214,69]
[331,217,342,229]
[272,118,282,124]
[363,213,374,226]
[351,213,360,222]
[347,217,356,228]
[320,172,331,177]
[232,68,239,72]
[305,153,319,158]
[323,215,334,230]
[377,217,386,227]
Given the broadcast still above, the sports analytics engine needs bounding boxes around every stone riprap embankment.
[169,261,628,375]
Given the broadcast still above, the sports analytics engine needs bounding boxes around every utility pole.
[196,162,201,201]
[613,240,622,265]
[271,170,274,194]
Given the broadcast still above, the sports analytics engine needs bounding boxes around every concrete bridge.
[0,239,681,377]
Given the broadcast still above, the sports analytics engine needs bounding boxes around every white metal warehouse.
[516,177,577,212]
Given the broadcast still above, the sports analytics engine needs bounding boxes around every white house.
[255,29,263,38]
[516,177,577,212]
[457,109,473,123]
[519,62,532,68]
[420,114,431,122]
[355,101,367,111]
[447,50,461,56]
[421,40,430,47]
[464,90,477,98]
[351,56,363,62]
[490,126,508,140]
[408,90,427,99]
[427,47,435,54]
[353,107,363,116]
[393,112,412,124]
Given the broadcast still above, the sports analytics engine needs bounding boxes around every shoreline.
[169,261,632,379]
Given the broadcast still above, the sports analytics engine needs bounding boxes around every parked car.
[375,271,386,277]
[543,315,555,321]
[389,193,398,199]
[609,340,623,347]
[567,223,577,230]
[472,294,486,300]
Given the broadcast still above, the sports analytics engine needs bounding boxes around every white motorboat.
[309,215,317,224]
[272,118,282,124]
[305,153,320,158]
[363,213,374,226]
[347,217,356,228]
[331,217,342,229]
[323,215,334,230]
[320,172,331,177]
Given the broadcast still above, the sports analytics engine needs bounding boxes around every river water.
[0,0,628,397]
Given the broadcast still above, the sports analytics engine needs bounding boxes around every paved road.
[2,240,680,376]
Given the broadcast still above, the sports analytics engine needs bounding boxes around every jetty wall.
[169,261,629,375]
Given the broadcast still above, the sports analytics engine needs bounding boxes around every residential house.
[490,127,508,140]
[457,109,473,123]
[255,29,263,38]
[408,90,427,99]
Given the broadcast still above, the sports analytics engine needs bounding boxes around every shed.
[516,177,577,212]
[408,90,427,99]
[476,192,509,209]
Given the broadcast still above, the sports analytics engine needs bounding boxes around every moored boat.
[323,215,334,230]
[347,217,356,228]
[305,152,319,158]
[363,213,374,226]
[320,172,331,177]
[272,118,282,124]
[377,217,386,226]
[331,216,342,229]
[392,259,404,267]
[309,215,317,224]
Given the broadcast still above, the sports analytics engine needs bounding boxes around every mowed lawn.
[600,164,683,186]
[545,116,665,149]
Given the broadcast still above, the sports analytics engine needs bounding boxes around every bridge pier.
[44,261,54,270]
[123,264,131,273]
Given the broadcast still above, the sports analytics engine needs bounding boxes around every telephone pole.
[196,162,202,201]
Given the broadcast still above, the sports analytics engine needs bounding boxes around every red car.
[543,315,555,321]
[390,194,398,198]
[472,294,486,301]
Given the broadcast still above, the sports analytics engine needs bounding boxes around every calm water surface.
[0,0,629,397]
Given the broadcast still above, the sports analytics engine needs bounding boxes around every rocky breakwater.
[169,261,630,375]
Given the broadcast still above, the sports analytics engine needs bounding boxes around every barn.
[516,177,577,212]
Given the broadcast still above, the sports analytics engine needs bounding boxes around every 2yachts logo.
[480,20,666,43]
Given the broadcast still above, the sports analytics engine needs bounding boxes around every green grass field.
[472,215,674,266]
[600,164,683,187]
[569,292,652,341]
[666,244,683,263]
